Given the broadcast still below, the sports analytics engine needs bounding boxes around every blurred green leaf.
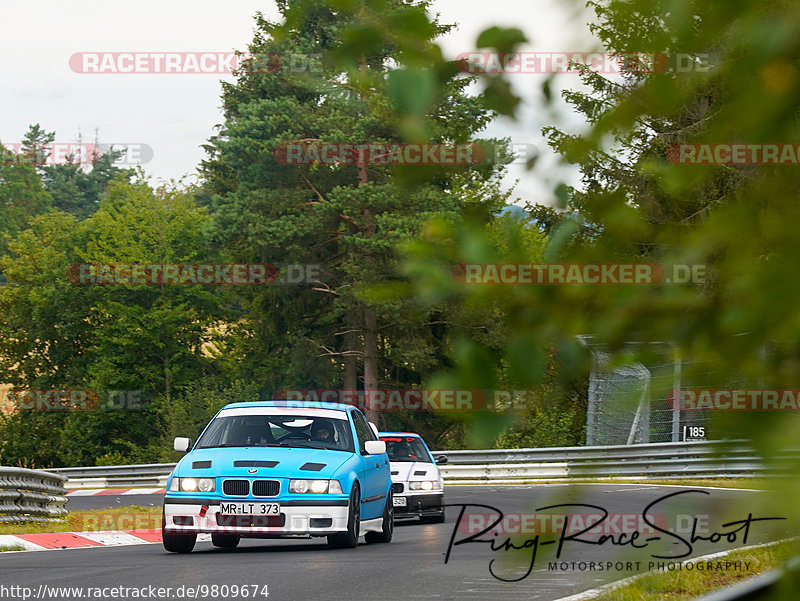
[387,68,437,115]
[476,26,527,51]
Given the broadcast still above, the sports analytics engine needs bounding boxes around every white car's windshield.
[196,414,354,452]
[380,436,433,462]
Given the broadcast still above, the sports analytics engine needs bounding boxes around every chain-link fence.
[582,339,755,445]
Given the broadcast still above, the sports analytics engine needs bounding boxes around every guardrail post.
[672,349,682,442]
[587,360,598,446]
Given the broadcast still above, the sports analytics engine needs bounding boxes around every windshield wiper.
[282,440,326,449]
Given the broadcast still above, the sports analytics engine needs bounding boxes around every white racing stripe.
[121,488,163,495]
[77,532,154,546]
[66,488,166,496]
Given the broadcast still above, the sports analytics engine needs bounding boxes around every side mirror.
[435,455,448,465]
[364,440,386,455]
[174,437,192,452]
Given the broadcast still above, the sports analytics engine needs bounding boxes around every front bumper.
[163,497,349,536]
[392,491,444,518]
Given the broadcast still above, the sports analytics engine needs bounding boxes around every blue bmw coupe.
[162,401,393,553]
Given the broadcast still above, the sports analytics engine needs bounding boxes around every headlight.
[289,479,343,494]
[168,477,215,492]
[410,480,439,491]
[197,478,215,492]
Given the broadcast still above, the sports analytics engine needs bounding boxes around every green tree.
[202,0,512,425]
[0,178,230,466]
[0,211,98,465]
[81,177,220,406]
[405,0,800,463]
[20,124,55,170]
[43,148,133,219]
[0,145,52,268]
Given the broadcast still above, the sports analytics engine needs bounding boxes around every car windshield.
[380,436,433,463]
[196,413,354,452]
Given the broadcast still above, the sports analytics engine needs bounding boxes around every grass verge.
[627,478,775,490]
[450,478,773,489]
[0,506,161,535]
[592,539,800,601]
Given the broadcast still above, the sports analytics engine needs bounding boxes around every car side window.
[351,410,374,453]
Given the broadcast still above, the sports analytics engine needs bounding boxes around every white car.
[378,432,445,523]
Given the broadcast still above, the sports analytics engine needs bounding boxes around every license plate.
[219,502,280,515]
[393,496,407,507]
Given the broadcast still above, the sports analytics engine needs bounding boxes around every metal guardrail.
[436,440,753,464]
[51,463,175,489]
[51,440,795,489]
[0,467,68,522]
[436,440,798,484]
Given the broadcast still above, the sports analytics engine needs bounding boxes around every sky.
[0,0,598,206]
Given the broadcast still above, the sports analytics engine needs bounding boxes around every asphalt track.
[1,484,794,601]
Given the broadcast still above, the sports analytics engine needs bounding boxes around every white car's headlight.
[289,479,343,494]
[409,480,440,491]
[169,477,215,492]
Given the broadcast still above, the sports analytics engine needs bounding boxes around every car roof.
[222,400,354,412]
[379,431,422,438]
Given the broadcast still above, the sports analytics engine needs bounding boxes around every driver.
[395,442,417,460]
[310,419,334,443]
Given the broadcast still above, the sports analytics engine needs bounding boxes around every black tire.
[365,490,393,544]
[328,483,360,549]
[211,534,240,549]
[162,532,197,553]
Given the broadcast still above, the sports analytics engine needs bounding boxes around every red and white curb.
[0,530,210,552]
[66,488,166,496]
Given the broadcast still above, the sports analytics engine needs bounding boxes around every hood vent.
[300,462,326,472]
[234,460,279,468]
[192,461,212,469]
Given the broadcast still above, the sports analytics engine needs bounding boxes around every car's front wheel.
[211,534,240,549]
[162,532,197,553]
[365,490,393,544]
[328,483,360,549]
[162,508,197,553]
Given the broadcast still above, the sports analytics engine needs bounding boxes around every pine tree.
[201,0,510,421]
